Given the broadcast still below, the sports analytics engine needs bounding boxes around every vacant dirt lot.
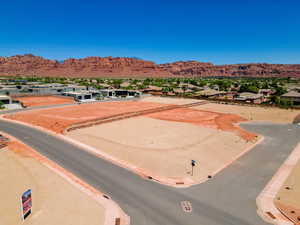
[194,103,300,124]
[148,108,256,141]
[67,116,257,183]
[6,101,167,133]
[6,100,256,141]
[15,96,75,107]
[140,96,204,105]
[0,140,105,225]
[6,99,260,184]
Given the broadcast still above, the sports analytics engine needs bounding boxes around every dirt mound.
[0,54,299,78]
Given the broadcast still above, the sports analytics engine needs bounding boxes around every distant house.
[120,82,131,88]
[235,92,265,104]
[142,86,163,95]
[98,89,141,98]
[289,87,300,92]
[196,89,226,99]
[99,83,112,89]
[259,89,274,97]
[167,92,176,96]
[64,85,87,92]
[62,91,93,102]
[287,85,300,92]
[0,87,20,95]
[0,95,12,104]
[178,83,200,91]
[211,85,219,91]
[218,91,237,100]
[173,88,185,95]
[0,95,22,110]
[280,91,300,105]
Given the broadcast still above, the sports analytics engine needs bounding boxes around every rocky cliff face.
[0,54,299,78]
[159,61,300,77]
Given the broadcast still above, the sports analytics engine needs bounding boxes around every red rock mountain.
[0,54,299,78]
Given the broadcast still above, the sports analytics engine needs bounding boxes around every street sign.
[21,189,32,220]
[191,160,196,167]
[191,160,196,176]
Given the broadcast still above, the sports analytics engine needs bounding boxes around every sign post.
[21,189,32,220]
[191,160,196,176]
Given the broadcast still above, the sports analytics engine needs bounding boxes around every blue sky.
[0,0,299,64]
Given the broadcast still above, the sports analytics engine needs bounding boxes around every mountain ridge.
[0,54,299,78]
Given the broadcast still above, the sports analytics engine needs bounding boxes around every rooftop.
[0,95,11,99]
[281,91,300,98]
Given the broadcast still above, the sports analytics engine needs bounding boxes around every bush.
[273,97,294,109]
[0,102,4,110]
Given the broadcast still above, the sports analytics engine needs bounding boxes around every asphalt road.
[0,119,299,225]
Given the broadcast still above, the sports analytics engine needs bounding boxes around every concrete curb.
[0,114,193,187]
[256,142,300,225]
[0,130,130,225]
[1,115,264,188]
[210,135,264,177]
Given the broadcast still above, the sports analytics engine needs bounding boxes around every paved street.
[0,119,299,225]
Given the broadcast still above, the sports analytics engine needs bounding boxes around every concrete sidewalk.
[257,142,300,225]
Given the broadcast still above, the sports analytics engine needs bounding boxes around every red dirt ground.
[1,133,109,202]
[5,101,256,141]
[6,101,168,133]
[14,96,75,107]
[275,201,300,225]
[147,108,257,141]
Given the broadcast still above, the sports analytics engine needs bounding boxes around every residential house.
[196,89,226,99]
[280,91,300,105]
[235,92,265,104]
[259,89,274,97]
[142,86,163,95]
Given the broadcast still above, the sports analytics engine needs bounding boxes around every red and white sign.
[21,189,32,220]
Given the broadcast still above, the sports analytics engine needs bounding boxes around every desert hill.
[0,54,299,78]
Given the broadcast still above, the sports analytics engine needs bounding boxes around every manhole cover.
[181,201,192,213]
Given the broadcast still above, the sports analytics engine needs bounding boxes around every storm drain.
[181,201,192,213]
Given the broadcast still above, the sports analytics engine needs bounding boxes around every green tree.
[239,84,259,93]
[112,79,122,89]
[279,98,293,108]
[274,86,287,96]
